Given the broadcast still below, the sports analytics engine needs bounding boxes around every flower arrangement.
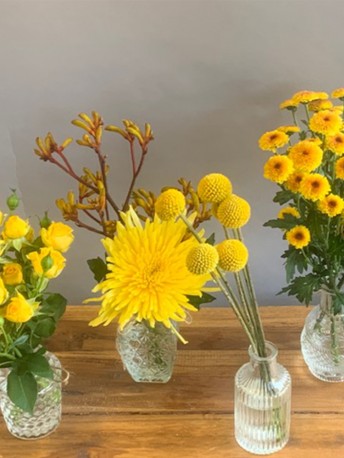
[0,192,73,413]
[259,88,344,308]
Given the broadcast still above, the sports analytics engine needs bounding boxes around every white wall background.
[0,0,342,305]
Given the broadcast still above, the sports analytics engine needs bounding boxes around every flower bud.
[40,211,52,229]
[41,254,54,272]
[6,190,20,211]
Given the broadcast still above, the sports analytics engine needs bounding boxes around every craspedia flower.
[197,173,232,203]
[292,90,328,104]
[309,110,342,136]
[279,99,298,110]
[276,125,301,135]
[288,140,323,172]
[326,133,344,156]
[186,244,219,275]
[308,99,333,112]
[155,189,186,221]
[331,87,344,99]
[286,225,311,249]
[263,155,294,184]
[318,194,344,217]
[285,171,305,192]
[299,173,331,201]
[335,157,344,179]
[216,194,251,229]
[277,207,300,219]
[258,130,289,152]
[216,239,248,272]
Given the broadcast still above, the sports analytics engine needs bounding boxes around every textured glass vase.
[234,341,291,455]
[0,352,62,440]
[301,289,344,382]
[116,319,177,383]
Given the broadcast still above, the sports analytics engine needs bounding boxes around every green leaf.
[87,257,108,282]
[205,233,216,245]
[187,292,216,310]
[279,274,321,304]
[25,354,53,379]
[263,215,300,230]
[7,371,37,414]
[41,293,67,321]
[34,317,56,338]
[272,190,295,205]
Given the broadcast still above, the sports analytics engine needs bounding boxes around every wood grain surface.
[0,305,343,458]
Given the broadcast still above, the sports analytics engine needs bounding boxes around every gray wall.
[0,0,341,305]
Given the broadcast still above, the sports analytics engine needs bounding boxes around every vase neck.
[248,341,278,378]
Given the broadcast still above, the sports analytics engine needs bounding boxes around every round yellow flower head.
[155,189,186,221]
[308,99,333,112]
[216,239,248,272]
[197,173,232,203]
[0,277,9,305]
[216,194,251,229]
[277,207,300,219]
[2,263,23,285]
[27,247,66,279]
[286,225,311,249]
[258,130,289,152]
[263,155,294,184]
[309,110,342,136]
[186,243,219,275]
[41,221,74,252]
[299,173,331,202]
[288,140,323,172]
[3,215,30,239]
[292,90,328,104]
[335,157,344,179]
[285,171,305,192]
[331,87,344,99]
[326,133,344,156]
[5,293,35,323]
[279,99,298,110]
[318,194,344,217]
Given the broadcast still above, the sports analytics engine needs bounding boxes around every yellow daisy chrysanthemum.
[263,155,294,184]
[309,110,342,136]
[335,157,344,179]
[288,140,323,172]
[216,239,249,272]
[88,208,209,331]
[307,137,323,146]
[286,225,311,249]
[308,99,333,112]
[279,99,298,110]
[276,125,301,135]
[318,194,344,217]
[197,173,232,203]
[285,171,305,193]
[299,173,331,201]
[155,189,186,221]
[331,88,344,99]
[292,90,328,104]
[326,133,344,156]
[216,194,251,229]
[277,207,300,219]
[332,105,344,114]
[186,244,219,275]
[258,130,289,152]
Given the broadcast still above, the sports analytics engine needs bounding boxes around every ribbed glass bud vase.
[234,341,291,455]
[116,319,177,383]
[301,289,344,382]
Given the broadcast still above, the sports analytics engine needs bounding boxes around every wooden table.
[0,305,343,457]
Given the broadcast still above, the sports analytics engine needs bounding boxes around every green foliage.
[279,274,322,304]
[187,292,216,310]
[87,256,108,282]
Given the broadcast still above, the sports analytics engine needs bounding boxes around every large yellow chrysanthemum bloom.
[309,110,342,136]
[288,140,323,172]
[326,133,344,156]
[197,173,232,203]
[331,87,344,99]
[155,189,186,221]
[263,155,294,184]
[286,225,311,249]
[258,130,289,152]
[285,171,305,192]
[186,244,219,275]
[318,194,344,217]
[299,173,331,201]
[335,157,344,179]
[292,90,328,104]
[216,239,248,272]
[216,194,251,229]
[279,99,298,110]
[89,208,209,331]
[277,207,300,219]
[308,99,333,112]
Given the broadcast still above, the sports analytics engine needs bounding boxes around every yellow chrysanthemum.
[216,239,248,272]
[88,208,209,331]
[288,140,323,172]
[285,171,305,193]
[318,194,344,217]
[263,155,294,184]
[155,189,186,221]
[197,173,232,203]
[292,90,328,104]
[331,87,344,99]
[216,194,251,229]
[277,207,300,219]
[326,133,344,156]
[279,99,298,110]
[309,110,342,136]
[186,244,219,275]
[286,225,311,249]
[308,99,333,112]
[276,125,301,134]
[299,173,331,202]
[258,130,289,152]
[332,105,344,114]
[335,157,344,179]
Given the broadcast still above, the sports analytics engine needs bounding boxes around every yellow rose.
[27,247,66,279]
[5,293,35,323]
[41,222,74,253]
[3,215,30,239]
[0,211,5,226]
[2,263,23,285]
[0,277,9,305]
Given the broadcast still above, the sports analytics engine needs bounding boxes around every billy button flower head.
[258,130,289,152]
[216,194,251,229]
[299,173,331,202]
[197,173,232,203]
[186,243,219,275]
[154,189,186,221]
[288,140,323,172]
[285,225,311,250]
[216,239,248,272]
[263,155,294,184]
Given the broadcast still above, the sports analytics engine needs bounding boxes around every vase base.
[235,436,288,455]
[6,422,60,441]
[306,366,344,383]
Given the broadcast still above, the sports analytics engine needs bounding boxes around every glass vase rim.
[248,341,278,363]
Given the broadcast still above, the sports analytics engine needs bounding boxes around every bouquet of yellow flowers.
[0,192,73,413]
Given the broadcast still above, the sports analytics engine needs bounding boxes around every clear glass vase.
[116,319,177,383]
[301,289,344,382]
[0,352,62,440]
[234,341,291,455]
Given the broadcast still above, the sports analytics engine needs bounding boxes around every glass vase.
[116,319,177,383]
[301,289,344,382]
[0,352,62,440]
[234,341,291,455]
